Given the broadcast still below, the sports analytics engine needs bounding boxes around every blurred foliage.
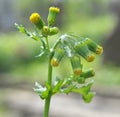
[0,33,47,71]
[64,0,114,43]
[0,0,120,85]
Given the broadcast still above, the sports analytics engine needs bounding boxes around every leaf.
[35,46,46,58]
[82,92,95,103]
[72,80,95,103]
[34,82,50,100]
[34,82,43,89]
[62,85,76,94]
[15,23,41,41]
[35,51,45,58]
[65,77,73,85]
[52,78,64,94]
[45,82,51,91]
[15,23,30,36]
[30,33,40,41]
[72,80,93,94]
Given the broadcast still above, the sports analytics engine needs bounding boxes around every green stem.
[53,37,61,50]
[43,50,53,117]
[44,93,51,117]
[45,36,50,51]
[43,36,61,117]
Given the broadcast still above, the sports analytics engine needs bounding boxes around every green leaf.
[72,80,95,103]
[15,23,30,36]
[34,82,50,100]
[72,80,93,94]
[36,51,45,58]
[82,92,95,103]
[62,85,76,94]
[35,46,47,58]
[52,78,64,94]
[15,23,41,41]
[30,33,40,41]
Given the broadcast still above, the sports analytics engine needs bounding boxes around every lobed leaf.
[62,85,76,94]
[72,80,95,103]
[34,82,50,99]
[52,78,64,94]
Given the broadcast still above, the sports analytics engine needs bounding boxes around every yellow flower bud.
[42,26,50,36]
[49,7,60,13]
[86,54,95,62]
[75,42,95,62]
[48,27,59,36]
[96,45,103,55]
[51,48,65,67]
[85,38,103,55]
[30,13,41,24]
[74,68,82,76]
[29,13,44,29]
[47,6,60,26]
[70,56,82,76]
[80,68,95,78]
[51,58,59,67]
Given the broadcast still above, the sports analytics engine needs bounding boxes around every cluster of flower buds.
[70,55,95,77]
[29,6,60,36]
[51,33,103,80]
[74,38,103,62]
[42,26,59,37]
[16,5,103,104]
[72,38,102,78]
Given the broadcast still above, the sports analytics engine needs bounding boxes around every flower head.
[84,38,103,55]
[49,7,60,13]
[80,68,95,78]
[30,13,41,24]
[49,27,59,35]
[47,6,60,26]
[30,13,44,29]
[70,56,82,76]
[42,26,50,36]
[75,42,95,62]
[51,58,59,67]
[96,45,103,55]
[86,54,95,62]
[51,48,65,67]
[74,68,82,76]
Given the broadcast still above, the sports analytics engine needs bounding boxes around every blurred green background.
[0,0,120,117]
[0,0,119,85]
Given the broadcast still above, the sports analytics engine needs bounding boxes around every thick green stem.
[44,93,51,117]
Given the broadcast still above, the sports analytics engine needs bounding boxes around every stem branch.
[45,36,50,51]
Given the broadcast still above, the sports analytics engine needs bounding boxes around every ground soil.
[1,88,120,117]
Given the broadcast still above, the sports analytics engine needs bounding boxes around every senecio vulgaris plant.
[15,6,103,117]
